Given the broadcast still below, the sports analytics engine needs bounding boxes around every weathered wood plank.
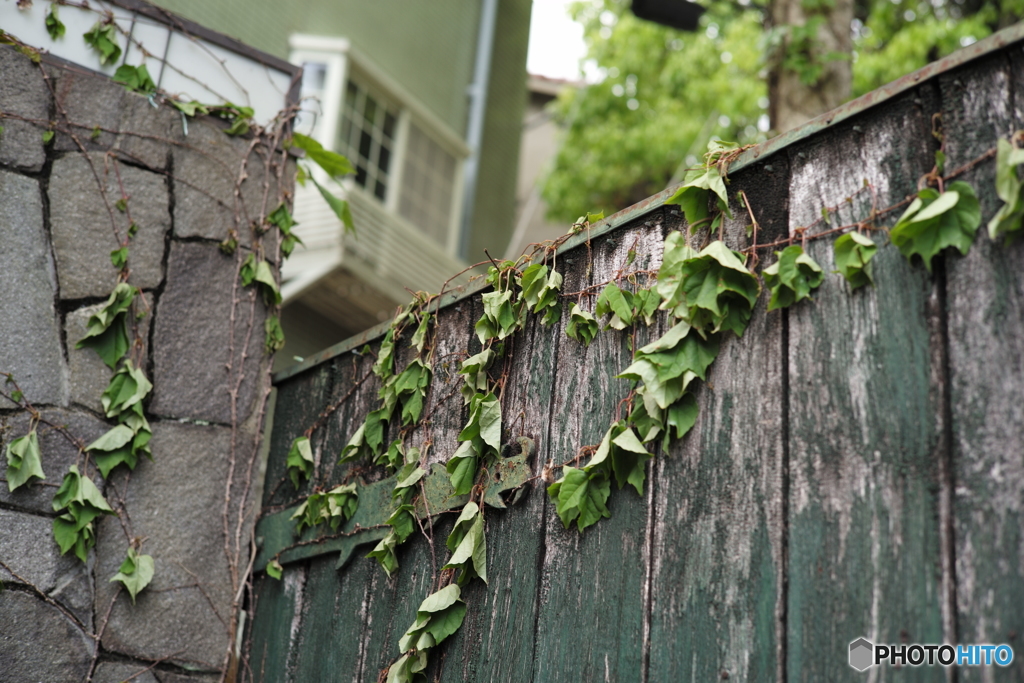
[785,95,946,681]
[941,54,1024,681]
[530,214,666,682]
[647,170,787,683]
[433,287,561,682]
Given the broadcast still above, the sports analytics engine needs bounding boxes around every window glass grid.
[338,78,398,201]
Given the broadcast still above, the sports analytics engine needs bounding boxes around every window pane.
[374,180,387,200]
[383,112,397,140]
[378,144,391,174]
[398,123,457,245]
[336,77,399,204]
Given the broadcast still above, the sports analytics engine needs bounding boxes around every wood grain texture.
[530,214,665,683]
[785,94,946,682]
[648,198,785,683]
[941,54,1024,681]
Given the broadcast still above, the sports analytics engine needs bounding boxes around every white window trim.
[289,34,469,256]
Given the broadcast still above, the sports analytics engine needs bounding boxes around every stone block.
[49,152,170,299]
[172,118,285,247]
[93,661,159,683]
[0,169,67,408]
[155,672,219,683]
[0,46,50,172]
[150,242,267,424]
[95,422,246,668]
[0,590,93,683]
[0,508,93,626]
[0,409,108,516]
[66,295,152,413]
[51,66,180,171]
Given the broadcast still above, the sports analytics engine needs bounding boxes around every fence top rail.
[272,20,1024,384]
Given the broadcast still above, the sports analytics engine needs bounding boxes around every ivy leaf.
[546,466,611,532]
[109,548,154,604]
[657,239,760,337]
[521,263,563,324]
[373,327,398,379]
[76,283,136,369]
[763,245,825,311]
[366,529,400,577]
[619,321,718,412]
[595,281,634,329]
[290,133,356,179]
[109,245,128,269]
[86,424,137,478]
[292,483,359,533]
[268,203,304,257]
[565,303,599,346]
[632,287,660,327]
[311,176,355,234]
[5,431,44,492]
[338,422,367,464]
[168,100,210,118]
[112,64,155,94]
[45,5,66,40]
[386,504,416,543]
[100,361,152,419]
[386,651,428,683]
[409,313,431,354]
[443,507,486,584]
[987,138,1024,241]
[265,314,286,353]
[266,558,283,579]
[832,232,878,290]
[663,393,699,450]
[890,181,981,272]
[83,22,121,66]
[458,349,494,405]
[254,260,281,305]
[398,585,465,653]
[665,144,733,228]
[476,288,522,344]
[609,427,652,495]
[285,436,314,489]
[393,463,426,500]
[52,466,114,562]
[446,440,479,496]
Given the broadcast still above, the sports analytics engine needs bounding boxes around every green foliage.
[5,431,44,492]
[90,361,153,477]
[210,103,254,136]
[266,558,283,580]
[110,246,128,270]
[458,348,494,404]
[291,483,358,533]
[366,529,401,578]
[619,320,717,445]
[763,245,825,311]
[76,283,136,369]
[381,358,432,426]
[240,254,282,305]
[833,232,878,289]
[83,22,121,66]
[312,177,355,234]
[265,314,286,353]
[397,584,467,653]
[386,651,428,683]
[285,436,314,489]
[565,303,599,346]
[547,466,611,532]
[594,280,657,330]
[988,137,1024,241]
[665,139,738,228]
[168,100,210,118]
[268,202,304,258]
[447,392,501,495]
[656,238,759,337]
[442,502,487,584]
[475,265,525,344]
[290,133,356,179]
[52,465,114,563]
[113,64,156,94]
[45,4,65,40]
[110,547,154,604]
[890,181,981,272]
[520,263,563,325]
[41,130,54,144]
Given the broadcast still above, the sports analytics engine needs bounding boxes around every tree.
[542,0,1019,223]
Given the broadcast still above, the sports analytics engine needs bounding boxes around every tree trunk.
[768,0,854,133]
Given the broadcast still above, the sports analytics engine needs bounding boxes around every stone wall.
[0,45,288,682]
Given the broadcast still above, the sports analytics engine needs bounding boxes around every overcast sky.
[526,0,588,80]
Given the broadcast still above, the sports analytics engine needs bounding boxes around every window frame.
[289,34,468,256]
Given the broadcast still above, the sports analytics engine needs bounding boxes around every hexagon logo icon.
[849,638,874,671]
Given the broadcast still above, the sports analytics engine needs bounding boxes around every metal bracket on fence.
[253,437,535,572]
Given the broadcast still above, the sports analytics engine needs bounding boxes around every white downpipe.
[458,0,499,260]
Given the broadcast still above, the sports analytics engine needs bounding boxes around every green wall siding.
[150,0,530,257]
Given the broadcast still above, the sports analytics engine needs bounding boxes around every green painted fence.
[245,28,1024,683]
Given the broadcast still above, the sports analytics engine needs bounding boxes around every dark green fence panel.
[246,28,1024,683]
